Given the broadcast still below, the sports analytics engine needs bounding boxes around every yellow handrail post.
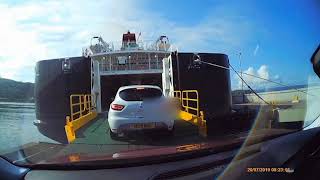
[199,111,207,137]
[65,116,75,143]
[79,96,82,117]
[196,91,199,116]
[70,96,73,120]
[87,95,90,111]
[87,95,90,112]
[84,95,87,112]
[186,92,189,113]
[88,95,91,112]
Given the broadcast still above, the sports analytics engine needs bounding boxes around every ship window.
[117,56,127,65]
[119,88,162,101]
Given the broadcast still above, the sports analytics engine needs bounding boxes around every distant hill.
[0,78,34,102]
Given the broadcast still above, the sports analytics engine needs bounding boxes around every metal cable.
[199,59,320,129]
[199,60,316,97]
[240,72,316,97]
[198,60,270,104]
[229,63,270,105]
[199,61,230,70]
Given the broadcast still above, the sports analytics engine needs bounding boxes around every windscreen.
[0,0,319,174]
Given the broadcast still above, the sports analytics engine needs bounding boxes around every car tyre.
[109,129,118,139]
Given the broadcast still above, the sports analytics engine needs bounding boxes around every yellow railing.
[65,94,97,143]
[181,90,199,117]
[69,94,95,121]
[174,90,206,137]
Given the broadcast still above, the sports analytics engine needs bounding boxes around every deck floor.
[72,113,296,152]
[73,115,207,146]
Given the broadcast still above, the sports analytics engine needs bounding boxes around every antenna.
[137,32,141,42]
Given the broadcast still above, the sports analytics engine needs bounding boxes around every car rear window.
[119,87,163,101]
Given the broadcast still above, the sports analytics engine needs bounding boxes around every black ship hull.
[34,57,91,142]
[169,52,232,136]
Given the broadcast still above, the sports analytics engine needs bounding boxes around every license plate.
[130,123,155,129]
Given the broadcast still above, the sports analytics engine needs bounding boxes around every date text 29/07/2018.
[247,167,294,173]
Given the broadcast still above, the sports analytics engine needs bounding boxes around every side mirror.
[311,44,320,78]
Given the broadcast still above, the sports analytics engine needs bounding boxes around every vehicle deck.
[73,115,206,146]
[72,113,296,147]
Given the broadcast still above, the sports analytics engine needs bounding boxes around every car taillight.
[111,104,125,111]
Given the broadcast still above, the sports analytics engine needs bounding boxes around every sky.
[0,0,319,90]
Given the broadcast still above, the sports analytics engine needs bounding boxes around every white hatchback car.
[108,85,175,137]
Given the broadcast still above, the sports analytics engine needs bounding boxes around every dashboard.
[1,127,320,180]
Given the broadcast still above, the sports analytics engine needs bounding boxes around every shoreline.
[0,101,35,105]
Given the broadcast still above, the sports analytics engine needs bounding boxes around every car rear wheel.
[109,129,118,139]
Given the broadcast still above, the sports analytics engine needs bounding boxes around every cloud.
[0,0,256,82]
[235,65,280,89]
[0,4,52,81]
[256,65,269,79]
[253,44,259,56]
[0,1,137,81]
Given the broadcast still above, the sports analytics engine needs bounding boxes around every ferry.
[34,31,232,142]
